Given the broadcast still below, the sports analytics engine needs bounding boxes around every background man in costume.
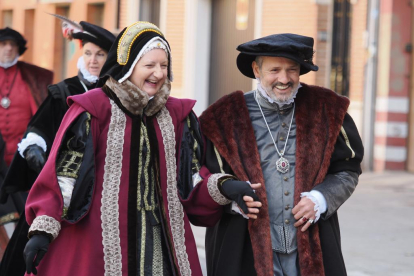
[200,33,364,276]
[0,19,115,275]
[0,27,53,166]
[22,21,236,276]
[0,27,53,262]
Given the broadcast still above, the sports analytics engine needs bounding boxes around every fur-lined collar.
[105,76,170,116]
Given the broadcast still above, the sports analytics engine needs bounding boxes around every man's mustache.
[272,82,293,89]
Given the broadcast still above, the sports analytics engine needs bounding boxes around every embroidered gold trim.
[340,126,355,159]
[139,211,147,276]
[101,100,125,275]
[207,173,233,205]
[0,212,19,225]
[153,225,163,275]
[117,22,163,65]
[156,107,192,276]
[214,146,225,174]
[28,215,61,240]
[137,125,144,211]
[56,150,83,178]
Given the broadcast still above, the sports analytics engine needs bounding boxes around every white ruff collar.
[256,78,301,106]
[0,56,19,69]
[77,56,99,84]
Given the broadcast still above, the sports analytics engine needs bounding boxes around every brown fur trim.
[294,83,349,276]
[19,61,53,106]
[105,77,170,116]
[199,84,350,276]
[199,91,273,276]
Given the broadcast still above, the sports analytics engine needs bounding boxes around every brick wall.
[261,0,319,85]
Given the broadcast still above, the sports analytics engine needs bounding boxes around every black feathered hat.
[97,21,172,87]
[236,33,319,78]
[0,27,27,55]
[71,21,115,52]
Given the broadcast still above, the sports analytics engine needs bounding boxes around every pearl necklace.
[255,91,295,174]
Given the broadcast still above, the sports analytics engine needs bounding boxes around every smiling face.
[0,39,19,64]
[82,42,107,77]
[128,48,168,97]
[253,56,300,103]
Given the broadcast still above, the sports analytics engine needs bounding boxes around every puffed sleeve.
[25,104,95,240]
[178,112,236,227]
[328,113,364,175]
[311,113,364,219]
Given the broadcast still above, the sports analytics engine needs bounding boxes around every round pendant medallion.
[276,156,289,174]
[1,97,11,109]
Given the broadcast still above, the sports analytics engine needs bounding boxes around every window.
[139,0,160,26]
[2,10,13,27]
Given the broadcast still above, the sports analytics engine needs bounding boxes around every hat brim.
[236,52,318,78]
[72,33,112,52]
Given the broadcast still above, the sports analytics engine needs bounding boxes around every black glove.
[24,144,46,173]
[221,180,260,214]
[24,234,51,275]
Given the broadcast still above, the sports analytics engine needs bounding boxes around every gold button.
[284,191,290,196]
[285,205,290,210]
[279,137,285,141]
[283,176,288,181]
[280,111,285,115]
[285,219,290,224]
[282,122,286,127]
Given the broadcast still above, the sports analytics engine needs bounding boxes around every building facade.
[0,0,413,172]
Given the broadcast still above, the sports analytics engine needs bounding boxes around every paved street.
[192,171,414,276]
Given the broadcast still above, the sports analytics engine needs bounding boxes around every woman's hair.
[81,39,90,47]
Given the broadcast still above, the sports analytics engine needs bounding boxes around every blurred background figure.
[0,133,9,260]
[0,26,53,264]
[0,18,115,276]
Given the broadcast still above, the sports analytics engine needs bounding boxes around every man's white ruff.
[101,100,125,275]
[156,107,192,276]
[0,55,19,69]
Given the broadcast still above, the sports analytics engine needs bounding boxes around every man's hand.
[24,145,46,173]
[292,196,316,232]
[242,183,262,219]
[221,180,262,219]
[24,234,50,275]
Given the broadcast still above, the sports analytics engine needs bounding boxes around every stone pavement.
[192,171,414,276]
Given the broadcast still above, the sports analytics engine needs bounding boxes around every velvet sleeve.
[25,103,92,240]
[328,113,364,175]
[312,113,363,219]
[179,113,235,227]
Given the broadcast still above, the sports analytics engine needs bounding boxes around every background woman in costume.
[23,21,233,276]
[0,18,115,276]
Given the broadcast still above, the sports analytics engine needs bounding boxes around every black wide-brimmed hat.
[97,21,172,87]
[0,27,27,55]
[236,33,319,78]
[72,21,115,52]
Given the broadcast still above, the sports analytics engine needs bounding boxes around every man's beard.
[263,82,298,103]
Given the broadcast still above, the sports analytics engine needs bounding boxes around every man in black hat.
[199,33,364,276]
[0,27,53,261]
[0,27,53,166]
